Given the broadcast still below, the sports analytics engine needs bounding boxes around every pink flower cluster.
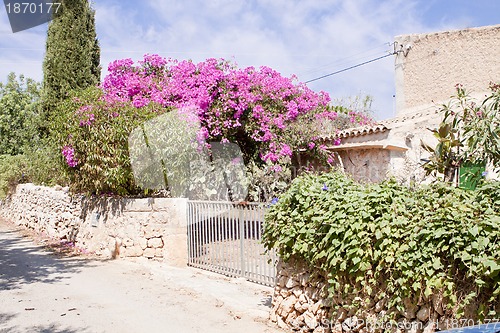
[62,145,77,167]
[76,105,95,127]
[68,54,371,171]
[348,111,373,126]
[98,54,335,163]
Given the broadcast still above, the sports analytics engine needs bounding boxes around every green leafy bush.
[23,140,70,187]
[0,154,30,198]
[0,142,69,198]
[263,172,500,319]
[422,82,500,181]
[51,87,167,195]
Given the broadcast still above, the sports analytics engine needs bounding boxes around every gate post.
[156,197,188,267]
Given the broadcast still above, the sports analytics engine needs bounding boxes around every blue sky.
[1,0,498,120]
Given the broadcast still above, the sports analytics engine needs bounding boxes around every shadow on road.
[261,295,272,307]
[0,316,91,333]
[31,323,91,333]
[0,312,17,323]
[0,228,97,291]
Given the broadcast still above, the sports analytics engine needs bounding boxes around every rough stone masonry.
[0,183,188,266]
[270,257,473,333]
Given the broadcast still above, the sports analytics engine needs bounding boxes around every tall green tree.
[42,0,100,122]
[0,73,41,155]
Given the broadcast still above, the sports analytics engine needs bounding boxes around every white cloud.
[0,0,494,120]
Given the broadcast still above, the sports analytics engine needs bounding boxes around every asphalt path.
[0,219,282,333]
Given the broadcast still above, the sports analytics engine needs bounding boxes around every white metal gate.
[187,201,276,287]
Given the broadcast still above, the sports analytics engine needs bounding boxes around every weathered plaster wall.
[0,183,188,266]
[395,24,500,115]
[384,109,442,184]
[337,149,391,183]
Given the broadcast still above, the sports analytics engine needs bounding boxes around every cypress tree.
[42,0,100,121]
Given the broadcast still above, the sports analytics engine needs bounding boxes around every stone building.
[329,24,500,184]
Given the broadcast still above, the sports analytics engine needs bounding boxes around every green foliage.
[456,83,500,169]
[0,154,30,198]
[0,141,69,198]
[127,111,198,197]
[422,83,500,181]
[23,139,70,187]
[42,0,100,123]
[263,172,500,319]
[476,180,500,212]
[128,111,250,200]
[51,87,164,195]
[0,73,69,197]
[421,121,461,182]
[0,73,41,155]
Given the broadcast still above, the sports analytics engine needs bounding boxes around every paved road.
[0,219,283,333]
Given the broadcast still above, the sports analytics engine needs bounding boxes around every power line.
[304,51,395,84]
[298,43,391,77]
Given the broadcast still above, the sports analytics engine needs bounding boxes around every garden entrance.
[186,201,276,287]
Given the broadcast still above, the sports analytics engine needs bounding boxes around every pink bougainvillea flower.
[279,144,293,157]
[67,53,373,180]
[271,165,283,172]
[62,145,78,167]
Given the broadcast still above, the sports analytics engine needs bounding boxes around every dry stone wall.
[271,257,461,333]
[0,183,81,239]
[0,183,188,266]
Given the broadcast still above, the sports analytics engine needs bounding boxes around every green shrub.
[0,154,30,198]
[0,142,69,198]
[422,83,500,181]
[263,171,500,319]
[23,140,70,187]
[476,180,500,212]
[50,87,167,195]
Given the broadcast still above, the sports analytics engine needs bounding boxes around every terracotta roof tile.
[319,124,388,140]
[336,124,389,138]
[321,107,442,140]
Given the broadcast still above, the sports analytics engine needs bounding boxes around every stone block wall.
[0,183,82,239]
[271,257,460,333]
[0,183,188,266]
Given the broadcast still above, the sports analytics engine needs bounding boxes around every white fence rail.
[187,201,276,287]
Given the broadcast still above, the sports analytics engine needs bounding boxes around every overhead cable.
[304,51,395,84]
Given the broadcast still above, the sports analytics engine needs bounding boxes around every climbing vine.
[263,171,500,320]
